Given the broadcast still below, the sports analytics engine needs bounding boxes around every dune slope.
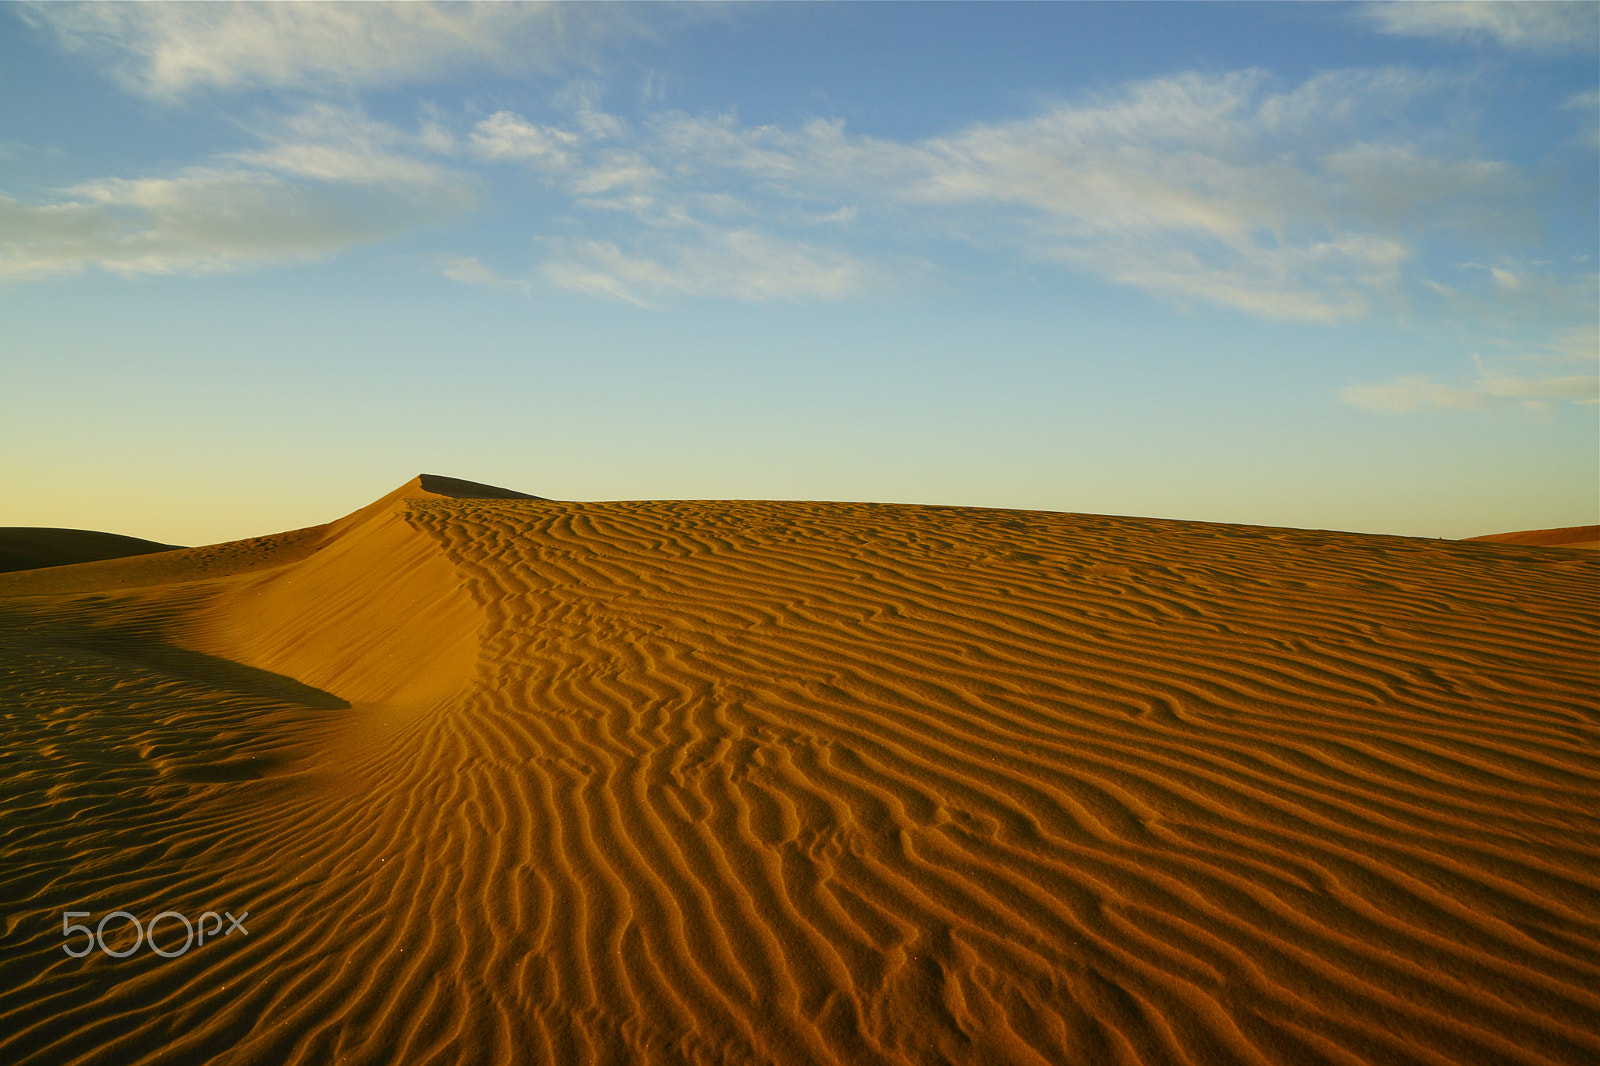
[1464,525,1599,550]
[0,528,183,574]
[1,482,1596,1066]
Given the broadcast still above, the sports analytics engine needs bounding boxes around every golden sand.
[1464,525,1599,550]
[2,477,1596,1065]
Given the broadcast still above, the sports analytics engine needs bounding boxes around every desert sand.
[1463,526,1600,550]
[0,528,182,574]
[1,475,1596,1066]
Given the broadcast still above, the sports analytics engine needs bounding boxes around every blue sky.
[2,1,1596,545]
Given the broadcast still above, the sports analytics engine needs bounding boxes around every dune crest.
[1464,525,1599,549]
[0,527,183,574]
[187,475,543,711]
[2,484,1597,1066]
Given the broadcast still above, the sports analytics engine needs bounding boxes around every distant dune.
[1,476,1595,1066]
[1463,524,1599,550]
[0,527,183,574]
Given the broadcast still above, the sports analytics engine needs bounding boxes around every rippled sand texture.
[2,478,1597,1066]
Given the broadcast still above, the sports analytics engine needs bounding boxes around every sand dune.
[1464,525,1599,550]
[2,476,1596,1065]
[0,528,183,574]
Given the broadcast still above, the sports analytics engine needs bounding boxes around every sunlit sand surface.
[1464,525,1599,550]
[2,477,1596,1065]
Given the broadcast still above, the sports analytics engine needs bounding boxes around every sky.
[1,0,1596,546]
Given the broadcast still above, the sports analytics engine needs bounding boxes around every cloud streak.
[1342,371,1598,413]
[539,231,878,307]
[1343,336,1600,416]
[17,1,652,97]
[0,107,473,281]
[1360,2,1600,55]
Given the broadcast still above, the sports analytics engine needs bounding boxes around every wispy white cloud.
[1342,332,1600,415]
[1562,86,1600,150]
[1342,375,1491,413]
[470,111,583,168]
[1566,88,1600,112]
[1421,258,1599,322]
[463,108,886,303]
[232,103,466,189]
[1359,1,1599,54]
[467,67,1535,315]
[1062,234,1408,323]
[442,255,531,294]
[442,230,881,307]
[1,173,376,279]
[17,1,653,97]
[0,106,473,281]
[1342,371,1598,413]
[539,230,881,307]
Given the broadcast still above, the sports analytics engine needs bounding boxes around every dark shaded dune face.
[2,492,1598,1066]
[0,527,184,574]
[415,472,547,500]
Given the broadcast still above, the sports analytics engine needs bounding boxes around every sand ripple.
[2,487,1596,1064]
